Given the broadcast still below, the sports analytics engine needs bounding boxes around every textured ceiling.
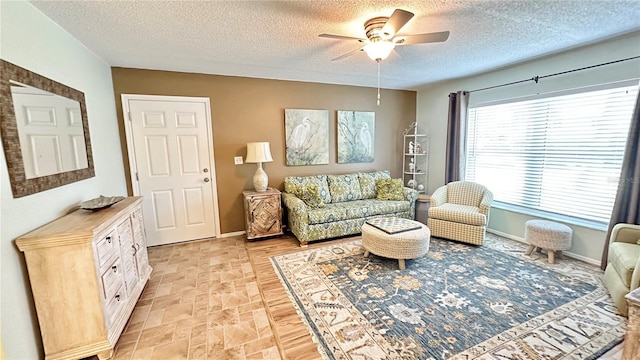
[30,0,640,90]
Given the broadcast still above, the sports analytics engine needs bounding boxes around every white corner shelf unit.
[402,122,429,194]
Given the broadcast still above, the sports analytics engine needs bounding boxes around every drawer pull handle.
[112,265,117,273]
[131,245,137,255]
[115,294,121,302]
[106,236,112,244]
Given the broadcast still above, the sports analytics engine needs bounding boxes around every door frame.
[121,94,221,239]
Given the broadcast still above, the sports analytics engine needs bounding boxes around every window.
[465,80,639,226]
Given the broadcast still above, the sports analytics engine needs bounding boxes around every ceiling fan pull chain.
[377,60,381,106]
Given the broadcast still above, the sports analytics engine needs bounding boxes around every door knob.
[203,168,209,173]
[204,177,210,182]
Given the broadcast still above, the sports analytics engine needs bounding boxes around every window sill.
[491,201,608,232]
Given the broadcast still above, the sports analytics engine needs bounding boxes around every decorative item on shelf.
[402,121,429,194]
[245,142,273,192]
[417,184,425,191]
[407,179,417,188]
[80,195,126,211]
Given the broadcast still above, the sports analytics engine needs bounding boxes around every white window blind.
[466,81,639,225]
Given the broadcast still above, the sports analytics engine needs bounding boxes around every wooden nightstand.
[624,288,640,358]
[242,188,284,240]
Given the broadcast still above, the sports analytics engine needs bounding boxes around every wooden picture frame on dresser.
[15,196,152,360]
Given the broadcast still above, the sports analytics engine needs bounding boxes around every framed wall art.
[337,110,375,163]
[285,109,329,166]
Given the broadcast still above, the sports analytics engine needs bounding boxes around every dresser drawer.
[101,258,124,300]
[95,229,118,267]
[105,285,125,327]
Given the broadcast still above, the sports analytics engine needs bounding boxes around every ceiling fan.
[319,8,450,62]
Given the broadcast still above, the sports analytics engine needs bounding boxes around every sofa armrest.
[282,192,308,216]
[479,189,494,216]
[430,185,447,207]
[282,192,310,244]
[611,223,640,290]
[611,223,640,245]
[403,187,419,203]
[402,187,419,221]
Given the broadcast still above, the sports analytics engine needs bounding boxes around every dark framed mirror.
[0,59,94,198]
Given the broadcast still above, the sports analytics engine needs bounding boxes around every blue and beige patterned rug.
[270,234,626,359]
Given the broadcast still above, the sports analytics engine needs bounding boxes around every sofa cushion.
[307,199,410,225]
[376,178,404,201]
[608,242,640,287]
[284,175,332,203]
[358,171,391,199]
[428,203,487,226]
[327,174,363,203]
[289,183,325,209]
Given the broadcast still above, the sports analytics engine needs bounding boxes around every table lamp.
[245,142,273,192]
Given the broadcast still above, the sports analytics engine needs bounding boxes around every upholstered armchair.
[603,223,640,316]
[427,181,493,245]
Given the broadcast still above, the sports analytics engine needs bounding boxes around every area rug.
[270,234,626,359]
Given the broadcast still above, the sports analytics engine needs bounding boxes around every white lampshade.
[245,142,273,163]
[363,39,395,61]
[245,142,273,192]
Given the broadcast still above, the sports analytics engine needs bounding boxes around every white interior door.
[123,95,220,246]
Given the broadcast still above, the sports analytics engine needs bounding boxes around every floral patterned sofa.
[282,171,419,246]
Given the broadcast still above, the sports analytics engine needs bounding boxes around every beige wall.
[111,68,417,234]
[416,31,640,264]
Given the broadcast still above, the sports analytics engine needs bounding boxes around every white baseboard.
[487,228,600,266]
[487,228,525,243]
[219,231,245,238]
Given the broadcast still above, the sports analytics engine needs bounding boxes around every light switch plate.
[234,156,243,165]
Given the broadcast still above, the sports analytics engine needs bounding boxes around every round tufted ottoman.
[524,220,572,264]
[361,219,430,270]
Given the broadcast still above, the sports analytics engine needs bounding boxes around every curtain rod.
[468,55,640,93]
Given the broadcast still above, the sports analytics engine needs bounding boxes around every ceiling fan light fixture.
[363,39,395,61]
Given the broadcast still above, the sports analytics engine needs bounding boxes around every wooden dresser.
[15,196,152,360]
[242,188,283,240]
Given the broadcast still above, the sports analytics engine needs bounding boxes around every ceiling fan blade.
[395,31,450,45]
[381,9,414,38]
[319,34,366,42]
[331,47,364,61]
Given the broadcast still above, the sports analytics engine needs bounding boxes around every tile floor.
[109,233,625,360]
[112,236,279,360]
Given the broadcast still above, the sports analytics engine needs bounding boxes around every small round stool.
[524,220,572,264]
[362,220,430,270]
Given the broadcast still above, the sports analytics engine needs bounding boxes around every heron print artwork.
[285,109,329,166]
[337,110,375,163]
